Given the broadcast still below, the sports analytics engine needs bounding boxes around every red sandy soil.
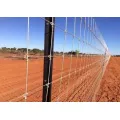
[0,55,106,102]
[95,57,120,102]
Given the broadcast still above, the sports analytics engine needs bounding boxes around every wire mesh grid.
[40,17,110,102]
[0,17,111,102]
[0,17,44,102]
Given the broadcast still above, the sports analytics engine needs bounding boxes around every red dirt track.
[0,54,104,102]
[95,57,120,102]
[0,57,43,102]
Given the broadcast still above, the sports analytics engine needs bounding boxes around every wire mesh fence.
[42,17,111,102]
[0,17,111,102]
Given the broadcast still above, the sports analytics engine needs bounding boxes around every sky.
[95,17,120,55]
[0,17,119,55]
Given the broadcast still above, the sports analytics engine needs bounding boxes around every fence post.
[42,17,55,102]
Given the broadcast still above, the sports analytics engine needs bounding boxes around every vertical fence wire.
[24,17,29,102]
[75,18,80,86]
[72,17,76,94]
[78,17,82,81]
[78,17,83,91]
[86,17,89,78]
[90,17,93,72]
[57,17,68,101]
[83,17,86,90]
[66,18,76,101]
[74,18,82,101]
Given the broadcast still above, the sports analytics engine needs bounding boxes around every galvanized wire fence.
[0,17,111,102]
[41,17,111,102]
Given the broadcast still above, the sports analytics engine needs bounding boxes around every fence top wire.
[41,17,110,55]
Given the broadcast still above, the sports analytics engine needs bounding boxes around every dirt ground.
[95,57,120,102]
[0,55,105,102]
[1,56,119,102]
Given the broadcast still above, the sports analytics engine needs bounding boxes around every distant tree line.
[54,50,80,56]
[0,47,103,56]
[0,47,81,56]
[0,47,44,55]
[113,55,120,57]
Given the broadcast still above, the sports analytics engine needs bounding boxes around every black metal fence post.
[42,17,55,102]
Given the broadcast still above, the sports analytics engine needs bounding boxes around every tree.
[18,48,27,53]
[1,47,9,53]
[75,50,79,55]
[10,47,17,53]
[32,48,41,54]
[11,47,16,51]
[2,47,7,51]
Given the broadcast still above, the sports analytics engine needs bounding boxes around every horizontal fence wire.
[41,17,111,102]
[0,17,111,102]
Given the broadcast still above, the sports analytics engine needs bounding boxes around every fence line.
[41,17,111,102]
[0,17,111,102]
